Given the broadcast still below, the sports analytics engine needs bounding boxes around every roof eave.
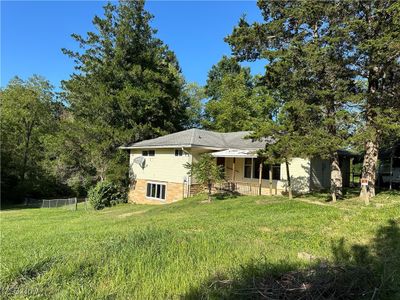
[119,144,230,150]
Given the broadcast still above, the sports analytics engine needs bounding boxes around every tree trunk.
[361,139,379,198]
[285,159,292,199]
[269,166,273,196]
[207,181,212,202]
[360,68,380,198]
[330,151,343,202]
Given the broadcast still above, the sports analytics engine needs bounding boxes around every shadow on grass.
[293,187,397,203]
[184,219,400,299]
[0,204,41,211]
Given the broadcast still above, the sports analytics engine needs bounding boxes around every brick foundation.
[128,179,185,204]
[129,180,285,205]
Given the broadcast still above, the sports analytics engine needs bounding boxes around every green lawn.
[1,191,399,299]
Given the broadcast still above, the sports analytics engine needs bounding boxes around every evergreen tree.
[226,0,365,200]
[335,1,400,197]
[253,105,306,199]
[61,1,188,186]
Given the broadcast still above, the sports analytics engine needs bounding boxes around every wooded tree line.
[1,0,399,203]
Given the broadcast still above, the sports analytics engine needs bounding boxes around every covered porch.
[212,149,284,196]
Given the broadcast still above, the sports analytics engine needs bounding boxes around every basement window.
[142,150,155,157]
[146,183,166,200]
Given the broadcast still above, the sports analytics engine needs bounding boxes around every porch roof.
[211,149,258,158]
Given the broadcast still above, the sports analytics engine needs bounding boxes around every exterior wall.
[310,157,352,190]
[128,179,185,204]
[129,148,191,204]
[224,157,311,194]
[128,147,314,204]
[310,158,330,190]
[130,148,191,183]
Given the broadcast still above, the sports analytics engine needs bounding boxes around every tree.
[253,113,305,200]
[185,154,224,202]
[204,70,253,132]
[335,1,400,197]
[1,76,60,200]
[226,0,362,200]
[181,82,205,129]
[61,1,189,187]
[203,56,252,131]
[205,55,251,101]
[203,56,275,132]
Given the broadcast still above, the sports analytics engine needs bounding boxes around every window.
[146,183,166,200]
[244,158,252,178]
[217,157,225,167]
[249,160,281,180]
[253,158,270,179]
[272,164,281,180]
[142,150,155,156]
[175,149,183,156]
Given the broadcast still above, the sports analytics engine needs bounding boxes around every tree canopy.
[1,76,66,200]
[58,0,190,186]
[203,56,275,132]
[226,0,400,198]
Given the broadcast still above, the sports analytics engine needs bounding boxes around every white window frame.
[146,182,167,201]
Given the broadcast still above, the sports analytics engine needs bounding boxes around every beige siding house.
[121,129,351,204]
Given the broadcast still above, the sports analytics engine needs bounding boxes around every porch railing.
[216,181,260,196]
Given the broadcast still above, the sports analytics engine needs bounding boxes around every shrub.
[88,181,127,210]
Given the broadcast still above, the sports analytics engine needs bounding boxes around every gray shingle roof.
[121,128,271,150]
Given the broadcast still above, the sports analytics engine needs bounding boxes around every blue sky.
[1,1,265,89]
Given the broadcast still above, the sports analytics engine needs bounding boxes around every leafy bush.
[88,181,127,210]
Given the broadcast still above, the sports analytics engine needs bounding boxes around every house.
[120,128,353,204]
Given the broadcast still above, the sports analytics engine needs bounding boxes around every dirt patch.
[183,228,204,234]
[297,199,331,206]
[118,210,148,218]
[297,252,319,261]
[100,210,115,214]
[256,199,286,205]
[2,258,55,298]
[199,200,212,204]
[278,226,301,233]
[258,226,272,233]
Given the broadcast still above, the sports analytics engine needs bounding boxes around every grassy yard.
[1,191,399,299]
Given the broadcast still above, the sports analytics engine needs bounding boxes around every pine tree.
[61,1,188,185]
[226,0,367,200]
[335,1,400,197]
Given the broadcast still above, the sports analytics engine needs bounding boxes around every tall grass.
[1,192,399,299]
